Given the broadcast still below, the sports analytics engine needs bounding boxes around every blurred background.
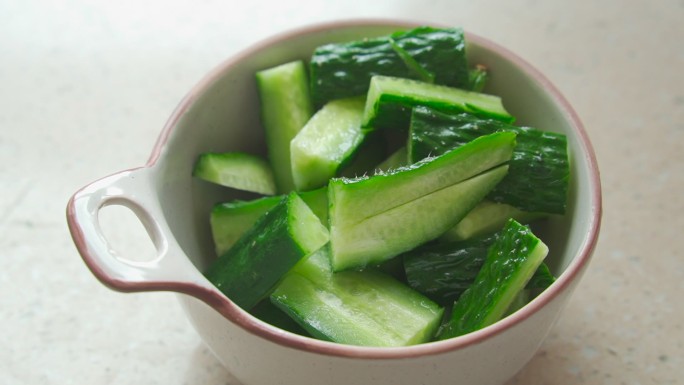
[1,1,682,384]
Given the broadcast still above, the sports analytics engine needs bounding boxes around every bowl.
[66,19,602,385]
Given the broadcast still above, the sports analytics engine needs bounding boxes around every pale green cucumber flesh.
[440,200,545,242]
[256,60,314,193]
[193,152,276,195]
[204,193,328,310]
[290,97,367,191]
[271,250,444,347]
[328,131,516,231]
[330,164,509,271]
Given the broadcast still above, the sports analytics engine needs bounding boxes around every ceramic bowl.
[67,19,601,385]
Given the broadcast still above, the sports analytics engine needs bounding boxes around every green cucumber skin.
[437,219,549,339]
[309,27,469,106]
[271,250,444,347]
[209,188,328,256]
[467,64,489,93]
[205,193,326,310]
[256,61,314,193]
[403,233,555,306]
[409,106,570,214]
[193,152,276,195]
[363,76,514,130]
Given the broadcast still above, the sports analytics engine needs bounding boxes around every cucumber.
[210,196,282,256]
[271,249,444,347]
[467,64,489,92]
[374,146,407,172]
[256,60,314,193]
[437,219,549,339]
[193,152,276,195]
[402,233,555,306]
[328,132,516,271]
[210,188,329,256]
[409,106,570,214]
[204,193,329,310]
[440,200,545,242]
[290,97,368,191]
[362,75,514,130]
[309,26,469,106]
[249,299,309,336]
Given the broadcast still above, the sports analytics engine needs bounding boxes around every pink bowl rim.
[78,18,603,359]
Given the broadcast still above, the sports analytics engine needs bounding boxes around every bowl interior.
[151,21,598,316]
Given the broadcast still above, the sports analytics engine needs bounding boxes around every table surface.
[2,1,682,384]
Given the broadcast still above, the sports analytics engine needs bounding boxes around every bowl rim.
[144,18,602,359]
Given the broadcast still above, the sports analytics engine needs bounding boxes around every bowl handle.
[66,167,209,294]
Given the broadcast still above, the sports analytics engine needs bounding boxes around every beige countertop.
[1,1,681,384]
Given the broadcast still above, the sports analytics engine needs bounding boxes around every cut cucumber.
[362,75,514,130]
[204,193,329,310]
[437,219,549,339]
[374,146,407,172]
[403,233,555,306]
[193,152,276,195]
[256,60,314,193]
[467,64,489,92]
[409,106,570,214]
[309,26,469,106]
[210,188,329,256]
[440,200,545,242]
[271,249,444,347]
[290,97,368,191]
[329,131,516,231]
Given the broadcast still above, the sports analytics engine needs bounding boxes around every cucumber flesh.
[256,60,314,193]
[437,219,549,339]
[440,200,545,242]
[330,165,508,271]
[329,131,516,231]
[205,193,329,310]
[290,97,367,191]
[193,152,276,195]
[271,249,444,347]
[362,75,514,130]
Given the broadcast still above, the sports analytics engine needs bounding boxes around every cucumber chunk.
[362,75,514,130]
[309,27,469,106]
[256,60,314,193]
[271,249,444,347]
[403,232,555,306]
[209,187,329,256]
[205,193,329,310]
[193,152,276,195]
[437,219,549,339]
[409,106,570,214]
[440,200,544,242]
[328,132,516,271]
[290,97,367,191]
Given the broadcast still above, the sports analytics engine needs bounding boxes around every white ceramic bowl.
[67,19,602,385]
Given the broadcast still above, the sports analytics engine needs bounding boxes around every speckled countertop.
[1,1,682,384]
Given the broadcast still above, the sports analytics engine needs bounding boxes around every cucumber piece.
[249,299,309,336]
[256,60,314,193]
[209,187,329,256]
[362,76,514,130]
[374,146,407,172]
[336,129,388,178]
[205,193,329,310]
[437,219,549,339]
[193,152,276,195]
[330,165,508,271]
[329,131,516,231]
[403,233,555,306]
[409,106,570,214]
[210,196,283,256]
[290,97,367,191]
[271,249,444,347]
[440,200,545,242]
[390,26,469,88]
[468,64,489,92]
[309,27,469,106]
